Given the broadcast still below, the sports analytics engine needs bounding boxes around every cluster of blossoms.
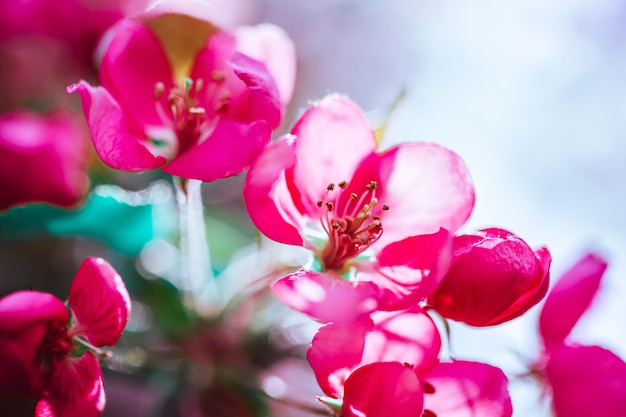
[1,1,624,417]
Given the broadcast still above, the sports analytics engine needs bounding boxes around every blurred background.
[1,0,625,416]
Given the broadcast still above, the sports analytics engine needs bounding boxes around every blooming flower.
[428,228,551,326]
[307,309,513,417]
[70,6,294,182]
[534,253,626,417]
[0,257,131,417]
[243,95,475,321]
[0,110,89,211]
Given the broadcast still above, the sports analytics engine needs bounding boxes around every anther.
[350,193,358,200]
[422,410,437,417]
[403,362,414,369]
[338,180,348,189]
[382,204,390,210]
[211,71,226,83]
[422,382,436,394]
[317,200,323,207]
[154,82,165,100]
[366,181,377,192]
[325,202,334,211]
[327,183,335,191]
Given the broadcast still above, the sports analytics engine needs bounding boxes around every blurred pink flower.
[244,95,475,322]
[429,228,551,326]
[0,258,131,417]
[0,110,89,211]
[535,253,626,417]
[307,309,512,417]
[70,9,294,182]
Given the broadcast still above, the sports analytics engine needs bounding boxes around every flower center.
[317,180,389,271]
[37,321,72,374]
[150,71,231,156]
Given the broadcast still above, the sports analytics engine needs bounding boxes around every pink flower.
[0,110,89,211]
[69,9,294,182]
[307,309,513,417]
[243,95,475,321]
[535,253,626,417]
[0,257,131,417]
[428,228,551,326]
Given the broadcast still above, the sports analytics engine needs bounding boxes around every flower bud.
[428,228,551,326]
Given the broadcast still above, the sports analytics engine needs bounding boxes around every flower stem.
[174,177,219,313]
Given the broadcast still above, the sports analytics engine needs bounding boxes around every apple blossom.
[70,6,294,182]
[0,258,131,417]
[244,95,475,321]
[428,228,551,326]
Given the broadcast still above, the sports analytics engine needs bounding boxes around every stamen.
[325,202,334,211]
[382,204,390,210]
[366,181,377,192]
[327,183,335,191]
[154,82,165,100]
[338,180,348,189]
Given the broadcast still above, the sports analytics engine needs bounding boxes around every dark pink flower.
[535,253,626,417]
[70,11,294,182]
[307,309,512,417]
[244,95,475,321]
[428,228,551,326]
[0,110,89,211]
[0,258,131,417]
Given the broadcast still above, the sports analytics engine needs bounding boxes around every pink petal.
[423,361,512,417]
[290,96,377,217]
[230,51,282,128]
[271,269,380,323]
[68,81,167,171]
[342,362,424,417]
[360,229,453,310]
[539,252,607,348]
[546,345,626,417]
[234,23,296,107]
[162,120,270,182]
[36,353,105,417]
[372,143,475,249]
[307,319,374,398]
[99,19,174,129]
[0,291,69,397]
[0,110,89,210]
[364,309,441,378]
[68,258,131,347]
[243,136,304,245]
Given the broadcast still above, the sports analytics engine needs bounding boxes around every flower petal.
[372,143,475,248]
[290,95,377,217]
[0,291,69,397]
[545,345,626,417]
[271,269,380,323]
[307,319,373,398]
[422,361,512,417]
[36,353,105,417]
[234,23,296,107]
[360,228,453,310]
[68,81,167,171]
[99,18,174,129]
[162,120,270,182]
[68,258,131,347]
[539,252,607,348]
[243,135,304,245]
[342,362,424,417]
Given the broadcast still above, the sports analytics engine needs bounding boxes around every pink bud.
[429,228,551,326]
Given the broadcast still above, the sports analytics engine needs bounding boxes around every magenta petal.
[342,362,424,417]
[230,52,282,128]
[539,252,607,348]
[291,95,377,216]
[271,269,380,323]
[307,319,373,398]
[36,353,105,417]
[162,120,270,182]
[363,228,453,310]
[546,345,626,417]
[68,258,130,347]
[364,309,441,378]
[0,291,69,397]
[423,361,512,417]
[243,136,304,245]
[99,19,174,128]
[68,81,166,171]
[373,143,475,248]
[234,23,296,107]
